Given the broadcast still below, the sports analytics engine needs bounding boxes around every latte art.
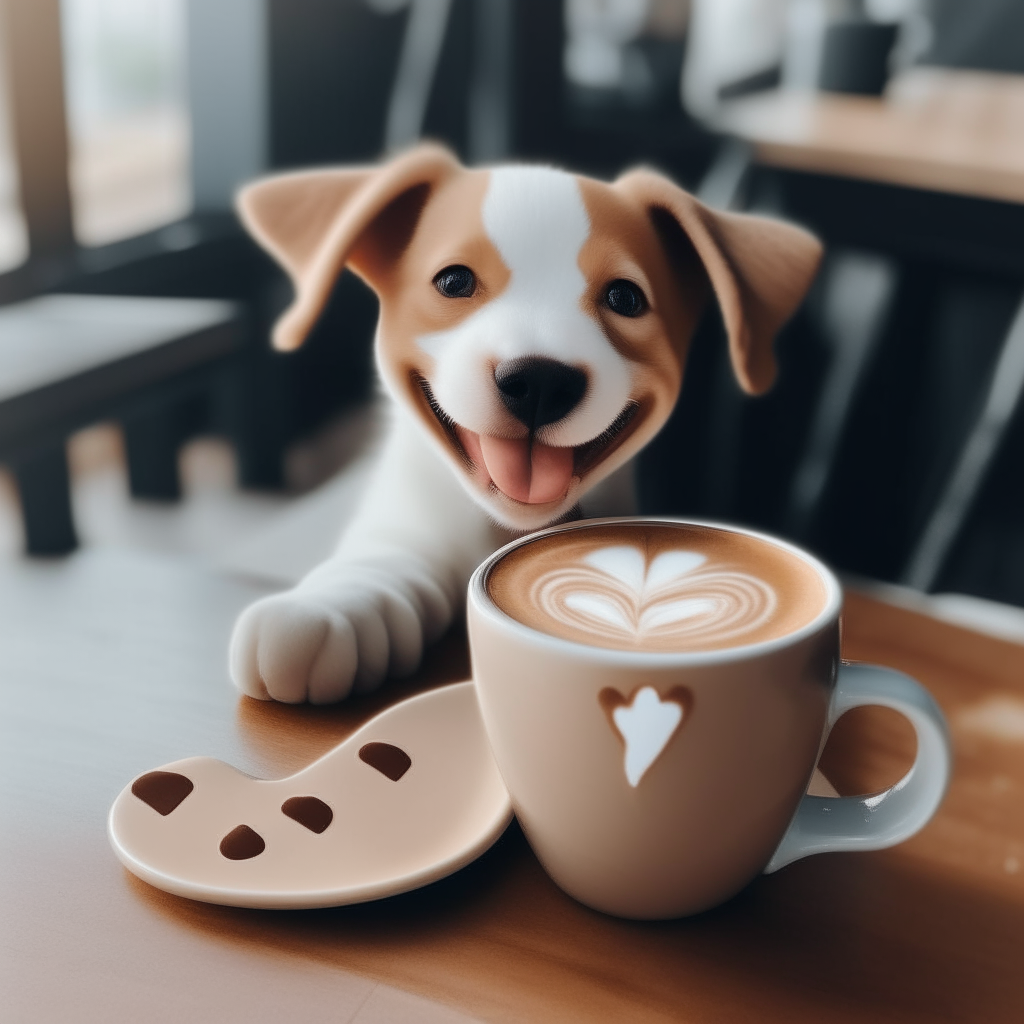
[487,522,829,653]
[533,545,777,647]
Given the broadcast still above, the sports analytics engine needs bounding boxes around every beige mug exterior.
[467,517,843,920]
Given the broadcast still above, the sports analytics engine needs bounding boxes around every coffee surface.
[487,523,828,652]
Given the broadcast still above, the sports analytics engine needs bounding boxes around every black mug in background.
[818,20,900,96]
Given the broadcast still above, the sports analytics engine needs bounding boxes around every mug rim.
[469,516,843,668]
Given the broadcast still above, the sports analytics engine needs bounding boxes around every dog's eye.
[433,265,476,298]
[605,280,646,318]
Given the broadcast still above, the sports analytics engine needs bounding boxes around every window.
[61,0,191,246]
[0,28,28,272]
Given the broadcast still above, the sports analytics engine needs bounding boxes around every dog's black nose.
[495,358,588,430]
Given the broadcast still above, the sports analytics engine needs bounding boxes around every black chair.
[0,293,243,554]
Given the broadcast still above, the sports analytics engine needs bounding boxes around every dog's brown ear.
[614,169,822,394]
[236,143,460,351]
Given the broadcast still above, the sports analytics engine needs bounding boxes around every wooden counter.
[715,68,1024,204]
[2,548,1022,1022]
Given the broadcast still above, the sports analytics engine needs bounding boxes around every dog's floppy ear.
[614,169,822,394]
[236,143,461,351]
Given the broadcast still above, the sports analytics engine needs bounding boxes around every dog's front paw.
[229,577,427,704]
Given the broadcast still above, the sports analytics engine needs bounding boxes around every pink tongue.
[477,435,574,504]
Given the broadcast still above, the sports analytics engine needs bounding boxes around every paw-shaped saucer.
[108,682,512,908]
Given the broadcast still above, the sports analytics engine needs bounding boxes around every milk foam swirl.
[530,544,777,647]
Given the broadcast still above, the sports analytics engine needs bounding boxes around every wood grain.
[716,69,1024,204]
[2,549,1022,1022]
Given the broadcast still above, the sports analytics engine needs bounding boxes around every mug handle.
[765,662,951,873]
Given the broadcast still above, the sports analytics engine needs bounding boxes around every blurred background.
[0,0,1022,636]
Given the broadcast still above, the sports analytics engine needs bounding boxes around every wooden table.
[715,68,1024,206]
[2,547,1023,1023]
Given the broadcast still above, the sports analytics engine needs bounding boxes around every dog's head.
[239,145,821,530]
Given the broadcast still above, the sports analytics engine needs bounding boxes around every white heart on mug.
[609,686,689,787]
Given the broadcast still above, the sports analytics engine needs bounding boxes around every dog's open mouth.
[415,374,638,505]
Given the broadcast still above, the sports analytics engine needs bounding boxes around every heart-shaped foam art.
[108,682,512,909]
[600,685,693,787]
[533,545,778,649]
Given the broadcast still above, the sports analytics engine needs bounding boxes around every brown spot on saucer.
[281,795,333,834]
[219,824,265,860]
[359,741,412,781]
[131,771,194,816]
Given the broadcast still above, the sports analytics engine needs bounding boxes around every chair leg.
[785,251,900,538]
[696,139,754,211]
[12,443,78,556]
[222,357,288,490]
[902,294,1024,591]
[122,405,183,501]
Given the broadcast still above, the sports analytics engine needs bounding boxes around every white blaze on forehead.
[482,167,590,305]
[416,164,633,452]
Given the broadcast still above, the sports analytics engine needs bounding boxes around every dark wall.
[268,0,476,167]
[923,0,1024,74]
[268,0,407,166]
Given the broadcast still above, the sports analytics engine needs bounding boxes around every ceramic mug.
[467,517,951,919]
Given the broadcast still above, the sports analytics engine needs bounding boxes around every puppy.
[229,144,821,704]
